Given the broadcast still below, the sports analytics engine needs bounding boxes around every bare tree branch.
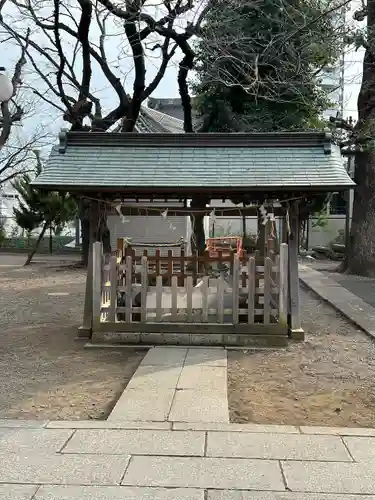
[0,28,29,149]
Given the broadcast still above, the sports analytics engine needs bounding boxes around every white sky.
[342,0,365,119]
[0,0,366,143]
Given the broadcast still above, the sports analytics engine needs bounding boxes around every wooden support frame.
[77,244,93,338]
[77,199,102,339]
[287,202,304,340]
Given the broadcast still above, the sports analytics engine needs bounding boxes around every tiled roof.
[136,107,184,133]
[32,131,354,192]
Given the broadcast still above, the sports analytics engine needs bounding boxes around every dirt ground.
[228,286,375,427]
[3,254,375,426]
[0,256,145,420]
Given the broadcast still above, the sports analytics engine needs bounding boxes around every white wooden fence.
[92,241,289,329]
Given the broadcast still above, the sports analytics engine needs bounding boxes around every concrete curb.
[299,265,375,341]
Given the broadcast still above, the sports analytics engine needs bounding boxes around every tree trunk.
[24,221,48,266]
[346,4,375,276]
[347,151,375,276]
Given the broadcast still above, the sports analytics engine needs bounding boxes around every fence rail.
[93,242,289,328]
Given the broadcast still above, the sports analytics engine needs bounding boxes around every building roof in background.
[147,97,184,121]
[32,131,354,194]
[136,106,184,133]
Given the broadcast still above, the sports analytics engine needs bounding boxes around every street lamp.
[0,68,13,103]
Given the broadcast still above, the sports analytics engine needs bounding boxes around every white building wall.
[107,214,188,255]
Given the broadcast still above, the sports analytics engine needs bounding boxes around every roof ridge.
[58,130,332,153]
[143,106,184,125]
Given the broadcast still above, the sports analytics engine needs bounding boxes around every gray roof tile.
[34,133,354,192]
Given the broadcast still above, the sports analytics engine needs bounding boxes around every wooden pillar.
[287,202,304,341]
[77,244,93,339]
[257,208,266,257]
[281,214,288,244]
[77,200,101,339]
[92,241,102,332]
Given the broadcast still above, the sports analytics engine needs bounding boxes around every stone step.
[91,331,288,348]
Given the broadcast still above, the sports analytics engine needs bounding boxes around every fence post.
[247,257,255,324]
[263,257,272,324]
[156,275,163,322]
[171,276,178,321]
[217,276,225,324]
[125,255,133,323]
[279,243,288,326]
[232,257,240,324]
[109,255,117,323]
[201,276,209,322]
[92,241,102,331]
[186,276,193,322]
[141,256,148,323]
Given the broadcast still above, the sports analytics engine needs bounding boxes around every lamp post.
[0,68,13,103]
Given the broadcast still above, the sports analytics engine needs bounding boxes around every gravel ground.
[228,286,375,427]
[0,260,145,420]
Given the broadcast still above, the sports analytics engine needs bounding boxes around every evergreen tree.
[12,152,76,265]
[193,0,344,132]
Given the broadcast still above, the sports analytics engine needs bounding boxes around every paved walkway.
[3,347,375,499]
[299,264,375,339]
[109,347,229,423]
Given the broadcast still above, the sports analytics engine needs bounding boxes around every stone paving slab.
[108,388,175,421]
[126,365,182,390]
[177,366,227,390]
[206,432,352,461]
[281,460,375,494]
[184,348,227,367]
[0,419,47,428]
[62,429,205,456]
[301,425,375,436]
[169,389,229,423]
[0,484,39,500]
[0,453,130,485]
[173,422,300,433]
[107,347,229,424]
[0,428,74,454]
[122,456,284,490]
[343,436,375,461]
[140,347,187,366]
[35,486,204,500]
[207,492,375,500]
[47,420,172,430]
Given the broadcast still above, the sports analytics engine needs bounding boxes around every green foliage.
[311,209,329,228]
[193,0,343,132]
[12,156,76,237]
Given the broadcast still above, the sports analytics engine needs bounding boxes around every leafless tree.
[0,33,54,188]
[0,32,31,186]
[0,0,205,133]
[0,0,209,263]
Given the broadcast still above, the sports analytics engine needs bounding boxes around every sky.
[342,0,365,119]
[0,0,366,147]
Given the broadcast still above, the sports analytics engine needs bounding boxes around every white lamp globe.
[0,69,13,103]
